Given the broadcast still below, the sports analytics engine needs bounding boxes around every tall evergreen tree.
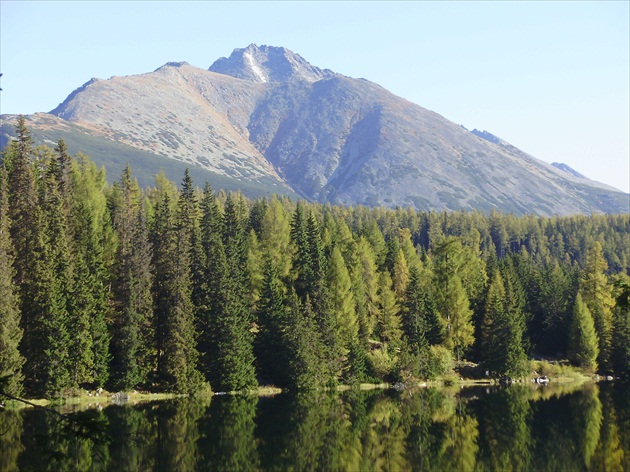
[213,193,257,391]
[284,291,325,390]
[5,117,42,395]
[151,181,203,394]
[376,271,403,347]
[480,270,528,377]
[110,166,153,390]
[568,292,599,372]
[327,246,358,350]
[0,166,24,395]
[255,258,290,387]
[610,279,630,380]
[194,183,227,386]
[350,237,380,342]
[581,242,615,371]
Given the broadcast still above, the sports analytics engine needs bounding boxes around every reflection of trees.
[155,399,206,471]
[612,383,630,471]
[476,386,532,471]
[108,404,157,471]
[572,384,603,468]
[2,384,629,470]
[359,395,409,471]
[402,388,447,471]
[197,395,258,471]
[592,384,624,471]
[437,400,479,472]
[0,409,23,471]
[18,408,109,471]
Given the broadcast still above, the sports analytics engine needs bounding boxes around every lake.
[1,382,628,471]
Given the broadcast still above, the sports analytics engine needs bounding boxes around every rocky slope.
[1,44,627,215]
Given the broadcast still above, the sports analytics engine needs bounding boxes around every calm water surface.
[1,382,628,471]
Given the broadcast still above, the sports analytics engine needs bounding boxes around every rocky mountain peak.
[209,44,335,83]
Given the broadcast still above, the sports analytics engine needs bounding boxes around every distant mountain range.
[1,44,628,215]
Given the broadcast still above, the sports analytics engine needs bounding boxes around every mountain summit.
[209,44,335,83]
[1,45,628,215]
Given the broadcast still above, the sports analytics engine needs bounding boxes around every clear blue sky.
[1,1,628,193]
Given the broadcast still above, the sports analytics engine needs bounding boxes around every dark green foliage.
[480,270,528,377]
[151,182,203,394]
[2,119,630,397]
[284,292,325,391]
[611,280,630,380]
[194,183,227,387]
[213,194,257,392]
[0,165,24,395]
[255,259,290,387]
[110,166,153,390]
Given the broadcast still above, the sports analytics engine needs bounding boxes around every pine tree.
[151,181,203,394]
[284,291,325,391]
[32,158,74,396]
[194,183,226,385]
[432,238,476,362]
[480,270,528,377]
[255,258,290,387]
[259,195,292,280]
[350,237,380,342]
[568,292,599,372]
[110,166,153,390]
[0,166,24,395]
[376,271,403,347]
[5,117,43,395]
[610,279,630,380]
[392,248,410,301]
[213,193,257,392]
[401,266,430,353]
[581,242,615,371]
[326,246,358,350]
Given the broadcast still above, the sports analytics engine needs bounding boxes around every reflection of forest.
[2,383,628,471]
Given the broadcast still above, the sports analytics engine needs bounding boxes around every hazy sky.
[1,1,628,193]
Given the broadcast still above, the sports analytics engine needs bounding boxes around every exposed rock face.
[2,44,628,215]
[209,44,336,84]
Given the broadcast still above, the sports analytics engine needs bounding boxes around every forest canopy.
[1,117,629,399]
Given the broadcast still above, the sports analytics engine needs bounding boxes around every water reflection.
[3,382,628,471]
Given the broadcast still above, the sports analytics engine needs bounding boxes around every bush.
[366,345,398,381]
[425,346,453,380]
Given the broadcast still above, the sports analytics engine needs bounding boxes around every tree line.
[1,117,629,398]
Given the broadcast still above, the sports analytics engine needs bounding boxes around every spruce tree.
[480,270,527,377]
[152,183,203,394]
[284,291,325,391]
[0,166,24,395]
[195,183,227,385]
[214,193,257,392]
[401,266,430,353]
[610,279,630,380]
[568,292,599,372]
[5,118,42,395]
[110,166,153,390]
[255,258,290,387]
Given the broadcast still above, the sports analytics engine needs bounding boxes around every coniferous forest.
[1,117,630,399]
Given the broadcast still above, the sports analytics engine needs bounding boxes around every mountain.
[1,44,628,215]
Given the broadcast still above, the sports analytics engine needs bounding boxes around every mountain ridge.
[1,44,628,215]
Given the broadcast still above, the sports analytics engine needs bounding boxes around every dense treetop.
[1,118,629,398]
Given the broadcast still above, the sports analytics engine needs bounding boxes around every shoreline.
[2,373,606,412]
